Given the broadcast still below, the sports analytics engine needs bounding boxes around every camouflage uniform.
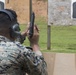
[0,36,48,75]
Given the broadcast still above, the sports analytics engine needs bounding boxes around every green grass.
[20,17,76,53]
[51,25,76,53]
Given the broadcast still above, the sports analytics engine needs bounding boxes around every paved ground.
[43,53,76,75]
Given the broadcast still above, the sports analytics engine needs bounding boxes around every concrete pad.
[43,53,76,75]
[53,53,76,75]
[43,52,56,75]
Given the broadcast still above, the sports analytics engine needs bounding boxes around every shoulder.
[15,42,28,50]
[0,41,18,49]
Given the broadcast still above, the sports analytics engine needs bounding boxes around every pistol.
[29,12,35,38]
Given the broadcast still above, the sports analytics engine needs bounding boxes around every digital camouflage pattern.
[0,36,48,75]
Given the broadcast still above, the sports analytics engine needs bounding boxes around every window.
[71,0,76,18]
[0,1,4,9]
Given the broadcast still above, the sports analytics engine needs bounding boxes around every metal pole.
[29,0,32,22]
[47,0,51,50]
[29,0,32,46]
[47,25,51,50]
[7,0,9,3]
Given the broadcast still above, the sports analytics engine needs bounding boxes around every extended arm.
[22,24,48,75]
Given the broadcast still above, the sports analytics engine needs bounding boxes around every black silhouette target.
[73,2,76,18]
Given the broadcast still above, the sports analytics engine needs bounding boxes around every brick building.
[4,0,47,24]
[5,0,29,24]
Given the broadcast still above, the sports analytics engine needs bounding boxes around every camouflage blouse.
[0,36,48,75]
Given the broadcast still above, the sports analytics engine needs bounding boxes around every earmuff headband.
[0,10,14,21]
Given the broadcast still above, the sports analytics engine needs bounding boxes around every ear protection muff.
[0,9,15,21]
[10,23,21,38]
[0,9,21,38]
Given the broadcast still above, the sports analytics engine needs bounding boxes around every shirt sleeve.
[22,47,48,75]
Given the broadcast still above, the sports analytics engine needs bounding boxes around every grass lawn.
[51,25,76,53]
[20,17,76,53]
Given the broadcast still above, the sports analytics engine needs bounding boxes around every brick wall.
[5,0,47,24]
[5,0,30,24]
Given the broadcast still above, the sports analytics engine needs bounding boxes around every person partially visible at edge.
[0,9,48,75]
